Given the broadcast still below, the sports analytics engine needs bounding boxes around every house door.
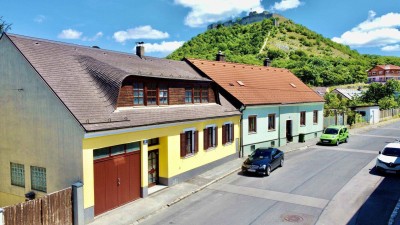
[94,151,141,216]
[148,150,159,187]
[286,120,293,142]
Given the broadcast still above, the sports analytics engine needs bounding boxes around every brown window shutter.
[203,128,208,150]
[231,124,234,143]
[222,125,226,145]
[214,126,218,147]
[194,131,199,153]
[180,133,186,157]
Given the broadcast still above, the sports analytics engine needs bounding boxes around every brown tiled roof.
[6,34,239,132]
[374,65,400,70]
[187,59,324,105]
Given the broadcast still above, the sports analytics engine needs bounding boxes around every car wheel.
[279,158,284,167]
[266,166,271,176]
[336,140,340,146]
[345,137,348,143]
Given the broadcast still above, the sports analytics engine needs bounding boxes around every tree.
[378,96,398,110]
[0,16,11,33]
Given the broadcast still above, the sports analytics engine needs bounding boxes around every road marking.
[311,146,378,154]
[208,183,329,209]
[351,133,400,139]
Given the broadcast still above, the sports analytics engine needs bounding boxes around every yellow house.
[0,33,240,223]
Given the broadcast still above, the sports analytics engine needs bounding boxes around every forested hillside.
[168,18,400,86]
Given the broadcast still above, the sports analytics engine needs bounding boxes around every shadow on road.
[347,167,400,225]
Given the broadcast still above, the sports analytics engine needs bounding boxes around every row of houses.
[0,33,324,223]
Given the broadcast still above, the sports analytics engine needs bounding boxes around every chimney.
[136,42,144,58]
[264,57,271,67]
[216,51,225,61]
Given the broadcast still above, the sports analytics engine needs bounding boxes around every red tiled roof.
[187,59,324,105]
[374,65,400,70]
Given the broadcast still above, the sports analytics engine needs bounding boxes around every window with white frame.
[180,129,198,157]
[10,162,25,187]
[204,125,217,150]
[300,111,306,126]
[268,114,276,131]
[223,123,234,145]
[313,110,318,124]
[31,166,46,192]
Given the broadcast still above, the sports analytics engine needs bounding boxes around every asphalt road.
[141,121,400,225]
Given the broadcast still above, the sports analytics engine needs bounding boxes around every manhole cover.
[283,215,304,223]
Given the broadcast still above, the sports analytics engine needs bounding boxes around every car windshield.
[382,147,400,157]
[324,128,339,135]
[251,149,272,159]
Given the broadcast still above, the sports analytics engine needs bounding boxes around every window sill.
[248,131,257,134]
[300,125,306,127]
[182,153,195,159]
[268,129,276,132]
[205,147,216,152]
[224,142,233,146]
[313,123,318,125]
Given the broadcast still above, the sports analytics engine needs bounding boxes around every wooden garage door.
[94,145,141,216]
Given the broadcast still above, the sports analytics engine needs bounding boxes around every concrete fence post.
[72,182,84,225]
[0,208,4,225]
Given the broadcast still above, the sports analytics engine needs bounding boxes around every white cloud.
[113,26,169,43]
[174,0,264,27]
[382,44,400,52]
[82,32,103,41]
[271,0,302,11]
[332,11,400,48]
[34,15,46,23]
[140,41,185,53]
[58,29,83,40]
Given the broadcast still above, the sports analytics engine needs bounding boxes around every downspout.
[278,105,281,147]
[239,105,246,158]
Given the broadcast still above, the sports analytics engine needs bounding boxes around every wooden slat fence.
[380,108,400,120]
[3,188,72,225]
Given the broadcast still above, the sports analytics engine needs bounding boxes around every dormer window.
[186,86,209,104]
[147,83,157,105]
[159,84,168,105]
[133,83,144,105]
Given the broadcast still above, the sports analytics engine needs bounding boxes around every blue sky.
[2,0,400,58]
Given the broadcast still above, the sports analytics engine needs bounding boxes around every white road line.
[208,183,329,209]
[311,146,378,154]
[351,133,400,139]
[374,128,400,131]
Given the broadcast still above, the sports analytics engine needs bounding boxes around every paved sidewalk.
[89,118,400,225]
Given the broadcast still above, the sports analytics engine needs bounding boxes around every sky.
[1,0,400,58]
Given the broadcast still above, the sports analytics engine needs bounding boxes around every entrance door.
[148,150,159,187]
[94,151,141,216]
[286,120,293,142]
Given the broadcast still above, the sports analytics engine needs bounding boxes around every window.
[94,142,141,160]
[204,126,217,149]
[133,82,144,105]
[159,85,168,105]
[248,116,257,133]
[268,114,276,131]
[147,83,157,105]
[185,87,193,103]
[31,166,46,192]
[372,72,376,75]
[194,87,201,103]
[300,111,306,126]
[10,163,25,187]
[379,71,383,75]
[201,87,209,103]
[223,123,234,145]
[313,110,318,124]
[180,130,198,157]
[148,138,159,146]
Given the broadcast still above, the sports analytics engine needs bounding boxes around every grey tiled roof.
[7,34,239,132]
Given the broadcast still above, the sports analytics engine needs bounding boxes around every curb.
[134,166,241,224]
[389,198,400,225]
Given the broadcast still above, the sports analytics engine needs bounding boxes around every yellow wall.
[0,192,25,207]
[82,116,240,210]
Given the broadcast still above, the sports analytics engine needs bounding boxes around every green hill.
[167,17,400,86]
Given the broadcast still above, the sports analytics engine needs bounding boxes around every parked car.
[320,125,349,146]
[375,142,400,174]
[241,148,284,176]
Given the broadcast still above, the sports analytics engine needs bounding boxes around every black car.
[242,147,284,176]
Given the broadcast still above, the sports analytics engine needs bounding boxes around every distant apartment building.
[367,65,400,83]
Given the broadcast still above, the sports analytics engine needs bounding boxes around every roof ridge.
[187,58,288,71]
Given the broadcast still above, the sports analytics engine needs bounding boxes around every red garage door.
[94,143,141,216]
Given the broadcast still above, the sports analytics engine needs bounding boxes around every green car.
[320,125,349,145]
